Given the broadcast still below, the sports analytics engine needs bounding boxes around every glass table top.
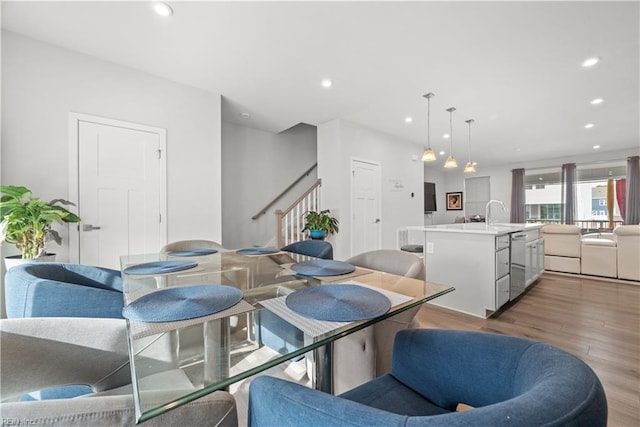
[120,250,453,423]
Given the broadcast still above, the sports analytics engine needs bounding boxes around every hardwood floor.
[415,273,640,427]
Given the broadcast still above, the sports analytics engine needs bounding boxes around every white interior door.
[71,115,166,269]
[351,159,381,256]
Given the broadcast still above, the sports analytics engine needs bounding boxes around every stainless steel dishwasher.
[510,229,542,300]
[510,232,526,300]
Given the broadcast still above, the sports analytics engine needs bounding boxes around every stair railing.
[275,179,321,247]
[252,163,317,221]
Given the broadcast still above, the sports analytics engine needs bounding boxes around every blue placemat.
[236,247,280,256]
[167,248,218,257]
[122,284,243,322]
[123,260,197,275]
[285,284,391,322]
[290,259,355,276]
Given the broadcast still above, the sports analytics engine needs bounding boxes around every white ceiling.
[2,1,638,168]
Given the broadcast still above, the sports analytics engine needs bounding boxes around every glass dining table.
[120,249,454,423]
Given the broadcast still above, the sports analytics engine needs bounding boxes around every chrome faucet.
[485,200,507,225]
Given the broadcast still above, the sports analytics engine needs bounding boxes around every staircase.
[275,179,321,247]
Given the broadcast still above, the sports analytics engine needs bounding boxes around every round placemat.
[290,259,355,276]
[167,248,218,257]
[285,284,391,321]
[123,260,197,275]
[122,284,243,322]
[236,247,280,256]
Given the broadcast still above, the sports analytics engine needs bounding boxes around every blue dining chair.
[281,240,333,260]
[4,262,124,319]
[249,329,607,427]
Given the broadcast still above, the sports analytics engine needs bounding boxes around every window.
[524,162,625,227]
[540,204,561,220]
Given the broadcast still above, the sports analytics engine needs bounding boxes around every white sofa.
[541,224,582,274]
[542,224,639,282]
[581,236,617,278]
[613,225,640,281]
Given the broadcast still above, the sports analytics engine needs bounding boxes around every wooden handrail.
[276,178,322,218]
[251,163,317,220]
[275,179,322,247]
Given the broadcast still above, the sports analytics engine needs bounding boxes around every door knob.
[82,224,101,231]
[375,218,381,223]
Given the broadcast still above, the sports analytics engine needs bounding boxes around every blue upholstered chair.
[281,240,333,260]
[4,262,124,319]
[249,329,607,426]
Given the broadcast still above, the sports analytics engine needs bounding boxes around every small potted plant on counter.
[302,209,339,240]
[1,185,81,269]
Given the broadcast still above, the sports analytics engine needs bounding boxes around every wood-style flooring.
[415,273,640,427]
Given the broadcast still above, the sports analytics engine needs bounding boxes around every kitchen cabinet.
[405,222,541,318]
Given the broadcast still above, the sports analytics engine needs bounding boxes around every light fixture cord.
[468,121,472,161]
[427,97,431,148]
[449,110,453,155]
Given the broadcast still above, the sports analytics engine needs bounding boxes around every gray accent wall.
[221,122,317,249]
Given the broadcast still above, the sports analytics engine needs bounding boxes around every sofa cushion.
[582,237,616,247]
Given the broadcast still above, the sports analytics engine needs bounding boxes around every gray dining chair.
[332,249,426,393]
[0,317,238,426]
[160,239,226,253]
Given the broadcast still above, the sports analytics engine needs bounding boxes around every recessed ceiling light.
[593,145,601,149]
[538,177,543,181]
[590,98,604,105]
[442,133,450,139]
[439,150,446,156]
[321,79,332,88]
[240,112,251,119]
[582,57,599,68]
[405,117,413,123]
[153,2,173,17]
[584,123,595,129]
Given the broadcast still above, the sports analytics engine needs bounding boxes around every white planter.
[3,253,57,271]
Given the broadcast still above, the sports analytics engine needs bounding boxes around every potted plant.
[302,209,339,240]
[1,185,80,268]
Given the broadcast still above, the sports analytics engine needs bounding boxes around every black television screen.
[424,182,437,212]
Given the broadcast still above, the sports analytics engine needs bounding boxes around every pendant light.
[421,93,436,162]
[443,107,458,168]
[464,119,477,173]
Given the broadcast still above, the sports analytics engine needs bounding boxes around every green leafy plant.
[0,185,81,259]
[302,209,339,236]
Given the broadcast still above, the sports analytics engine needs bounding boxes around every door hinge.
[157,149,162,159]
[159,213,162,223]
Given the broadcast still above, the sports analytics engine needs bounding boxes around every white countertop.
[405,223,542,235]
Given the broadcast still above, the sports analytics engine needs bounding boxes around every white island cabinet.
[404,223,542,318]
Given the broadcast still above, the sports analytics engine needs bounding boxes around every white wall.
[1,31,223,316]
[424,165,463,224]
[1,31,223,253]
[221,122,317,249]
[318,119,424,260]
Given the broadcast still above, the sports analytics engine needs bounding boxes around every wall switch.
[426,242,434,254]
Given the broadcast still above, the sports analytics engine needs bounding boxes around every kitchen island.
[404,223,543,318]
